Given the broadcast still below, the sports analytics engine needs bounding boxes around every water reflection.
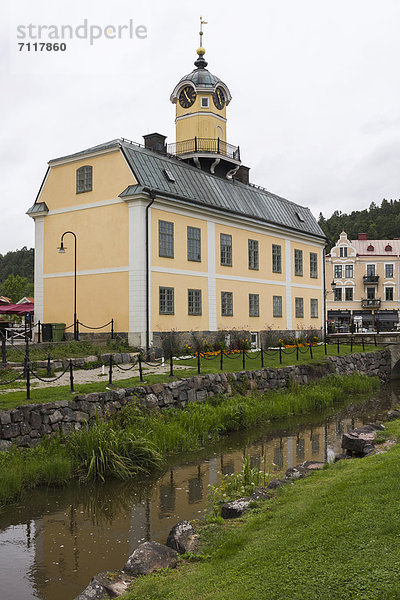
[0,383,399,600]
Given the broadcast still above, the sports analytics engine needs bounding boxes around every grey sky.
[1,0,400,254]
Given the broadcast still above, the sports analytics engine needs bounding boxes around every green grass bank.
[121,419,400,600]
[0,373,379,508]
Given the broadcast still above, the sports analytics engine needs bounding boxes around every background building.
[27,41,326,349]
[326,231,400,332]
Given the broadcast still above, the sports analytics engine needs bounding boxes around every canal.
[0,382,398,600]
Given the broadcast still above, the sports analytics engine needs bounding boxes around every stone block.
[49,410,63,424]
[20,422,31,436]
[11,409,24,423]
[30,411,42,429]
[0,440,12,452]
[0,411,11,425]
[75,411,89,423]
[1,423,20,439]
[123,541,178,576]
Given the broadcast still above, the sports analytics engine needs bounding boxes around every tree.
[0,274,32,303]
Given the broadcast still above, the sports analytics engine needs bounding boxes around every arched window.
[385,244,392,252]
[76,166,92,193]
[367,244,374,252]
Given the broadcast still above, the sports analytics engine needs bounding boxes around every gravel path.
[0,363,192,393]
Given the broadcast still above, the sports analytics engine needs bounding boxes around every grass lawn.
[0,344,380,410]
[121,419,400,600]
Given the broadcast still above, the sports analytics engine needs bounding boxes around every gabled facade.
[27,40,326,349]
[326,231,400,331]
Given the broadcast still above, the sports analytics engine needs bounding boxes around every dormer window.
[385,244,392,252]
[367,244,374,252]
[76,166,92,194]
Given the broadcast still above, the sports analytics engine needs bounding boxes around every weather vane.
[199,16,208,47]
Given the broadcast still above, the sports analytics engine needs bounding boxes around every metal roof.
[351,239,400,256]
[119,144,325,239]
[43,138,325,239]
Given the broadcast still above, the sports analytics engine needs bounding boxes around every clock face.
[213,87,226,110]
[179,86,197,108]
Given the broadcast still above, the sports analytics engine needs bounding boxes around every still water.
[1,384,399,600]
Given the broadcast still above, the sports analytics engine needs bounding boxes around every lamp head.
[58,241,66,254]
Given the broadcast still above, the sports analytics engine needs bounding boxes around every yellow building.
[326,231,400,331]
[27,39,326,349]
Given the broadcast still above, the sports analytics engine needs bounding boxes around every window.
[221,291,233,316]
[188,289,202,315]
[250,332,259,349]
[272,244,282,273]
[201,97,209,108]
[249,294,259,317]
[310,299,318,318]
[386,287,394,301]
[345,264,354,278]
[366,264,375,276]
[159,287,174,314]
[76,166,92,193]
[273,295,282,318]
[295,297,304,318]
[187,226,201,262]
[334,265,342,279]
[385,264,394,278]
[294,249,303,276]
[220,234,232,266]
[334,288,342,302]
[339,247,348,257]
[163,168,175,183]
[385,244,392,252]
[248,239,259,270]
[159,220,174,258]
[345,288,354,301]
[367,244,374,252]
[310,252,318,278]
[367,287,375,300]
[296,211,305,222]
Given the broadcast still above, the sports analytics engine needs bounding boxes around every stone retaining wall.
[0,350,390,450]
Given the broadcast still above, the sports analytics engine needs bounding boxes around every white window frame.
[385,263,394,278]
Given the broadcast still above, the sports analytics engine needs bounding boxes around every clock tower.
[169,19,241,179]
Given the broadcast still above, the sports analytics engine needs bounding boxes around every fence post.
[197,350,201,375]
[324,340,327,355]
[279,345,282,364]
[47,354,52,377]
[350,336,353,352]
[374,335,377,347]
[169,353,174,377]
[362,337,365,351]
[296,342,299,362]
[76,320,80,342]
[242,348,246,370]
[109,355,113,385]
[24,338,30,378]
[309,342,313,359]
[69,360,74,393]
[1,335,6,366]
[220,348,223,371]
[38,320,41,344]
[261,344,264,368]
[337,339,340,355]
[26,361,31,401]
[111,318,114,340]
[138,354,143,382]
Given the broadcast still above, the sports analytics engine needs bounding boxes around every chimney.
[234,165,250,185]
[358,233,367,240]
[143,133,167,154]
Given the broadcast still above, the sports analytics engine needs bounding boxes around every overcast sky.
[1,0,400,254]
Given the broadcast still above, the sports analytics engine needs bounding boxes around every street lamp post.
[58,231,78,341]
[324,280,337,339]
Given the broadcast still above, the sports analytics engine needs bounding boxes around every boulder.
[386,410,400,421]
[123,541,178,576]
[250,487,272,501]
[74,571,131,600]
[166,520,197,554]
[221,497,251,519]
[267,478,286,490]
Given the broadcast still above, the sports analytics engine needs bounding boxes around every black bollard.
[350,336,353,353]
[138,354,143,382]
[324,340,327,355]
[197,350,201,374]
[111,318,114,340]
[337,339,340,354]
[296,342,299,361]
[309,343,313,359]
[220,348,223,371]
[26,362,31,401]
[279,345,282,364]
[69,360,74,393]
[37,321,41,344]
[47,354,52,377]
[362,337,365,351]
[169,353,174,377]
[1,335,6,366]
[242,348,246,370]
[261,344,264,368]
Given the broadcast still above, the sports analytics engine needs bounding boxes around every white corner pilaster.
[128,198,148,347]
[285,240,292,330]
[34,216,45,327]
[207,221,217,331]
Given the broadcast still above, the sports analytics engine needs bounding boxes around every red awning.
[0,303,34,315]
